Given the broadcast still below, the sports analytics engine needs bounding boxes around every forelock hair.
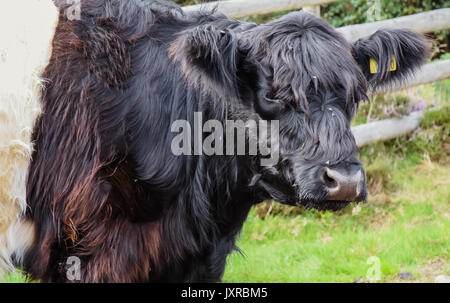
[242,11,368,117]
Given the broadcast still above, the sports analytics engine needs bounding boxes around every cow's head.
[171,11,430,210]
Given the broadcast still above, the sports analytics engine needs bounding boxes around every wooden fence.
[184,0,340,18]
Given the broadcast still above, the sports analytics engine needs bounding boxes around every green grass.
[1,271,30,283]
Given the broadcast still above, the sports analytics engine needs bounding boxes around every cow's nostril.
[323,167,362,201]
[323,170,338,189]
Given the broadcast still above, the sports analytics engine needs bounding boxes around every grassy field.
[2,77,449,284]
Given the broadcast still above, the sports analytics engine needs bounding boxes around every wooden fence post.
[303,5,321,18]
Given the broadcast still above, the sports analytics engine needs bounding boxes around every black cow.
[22,0,429,282]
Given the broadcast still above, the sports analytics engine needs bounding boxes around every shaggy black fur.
[22,0,430,282]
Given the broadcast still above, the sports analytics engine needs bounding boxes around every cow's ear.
[352,29,431,90]
[169,25,242,95]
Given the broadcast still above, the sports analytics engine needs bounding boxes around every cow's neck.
[155,155,260,281]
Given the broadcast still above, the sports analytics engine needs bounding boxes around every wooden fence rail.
[183,0,338,19]
[379,59,450,93]
[338,8,450,41]
[352,111,423,147]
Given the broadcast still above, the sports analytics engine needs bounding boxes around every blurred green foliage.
[321,0,450,27]
[173,0,206,5]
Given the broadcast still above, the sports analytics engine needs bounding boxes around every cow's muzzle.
[322,163,366,202]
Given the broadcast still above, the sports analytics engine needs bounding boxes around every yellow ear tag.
[369,56,397,74]
[369,58,378,74]
[389,55,397,71]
